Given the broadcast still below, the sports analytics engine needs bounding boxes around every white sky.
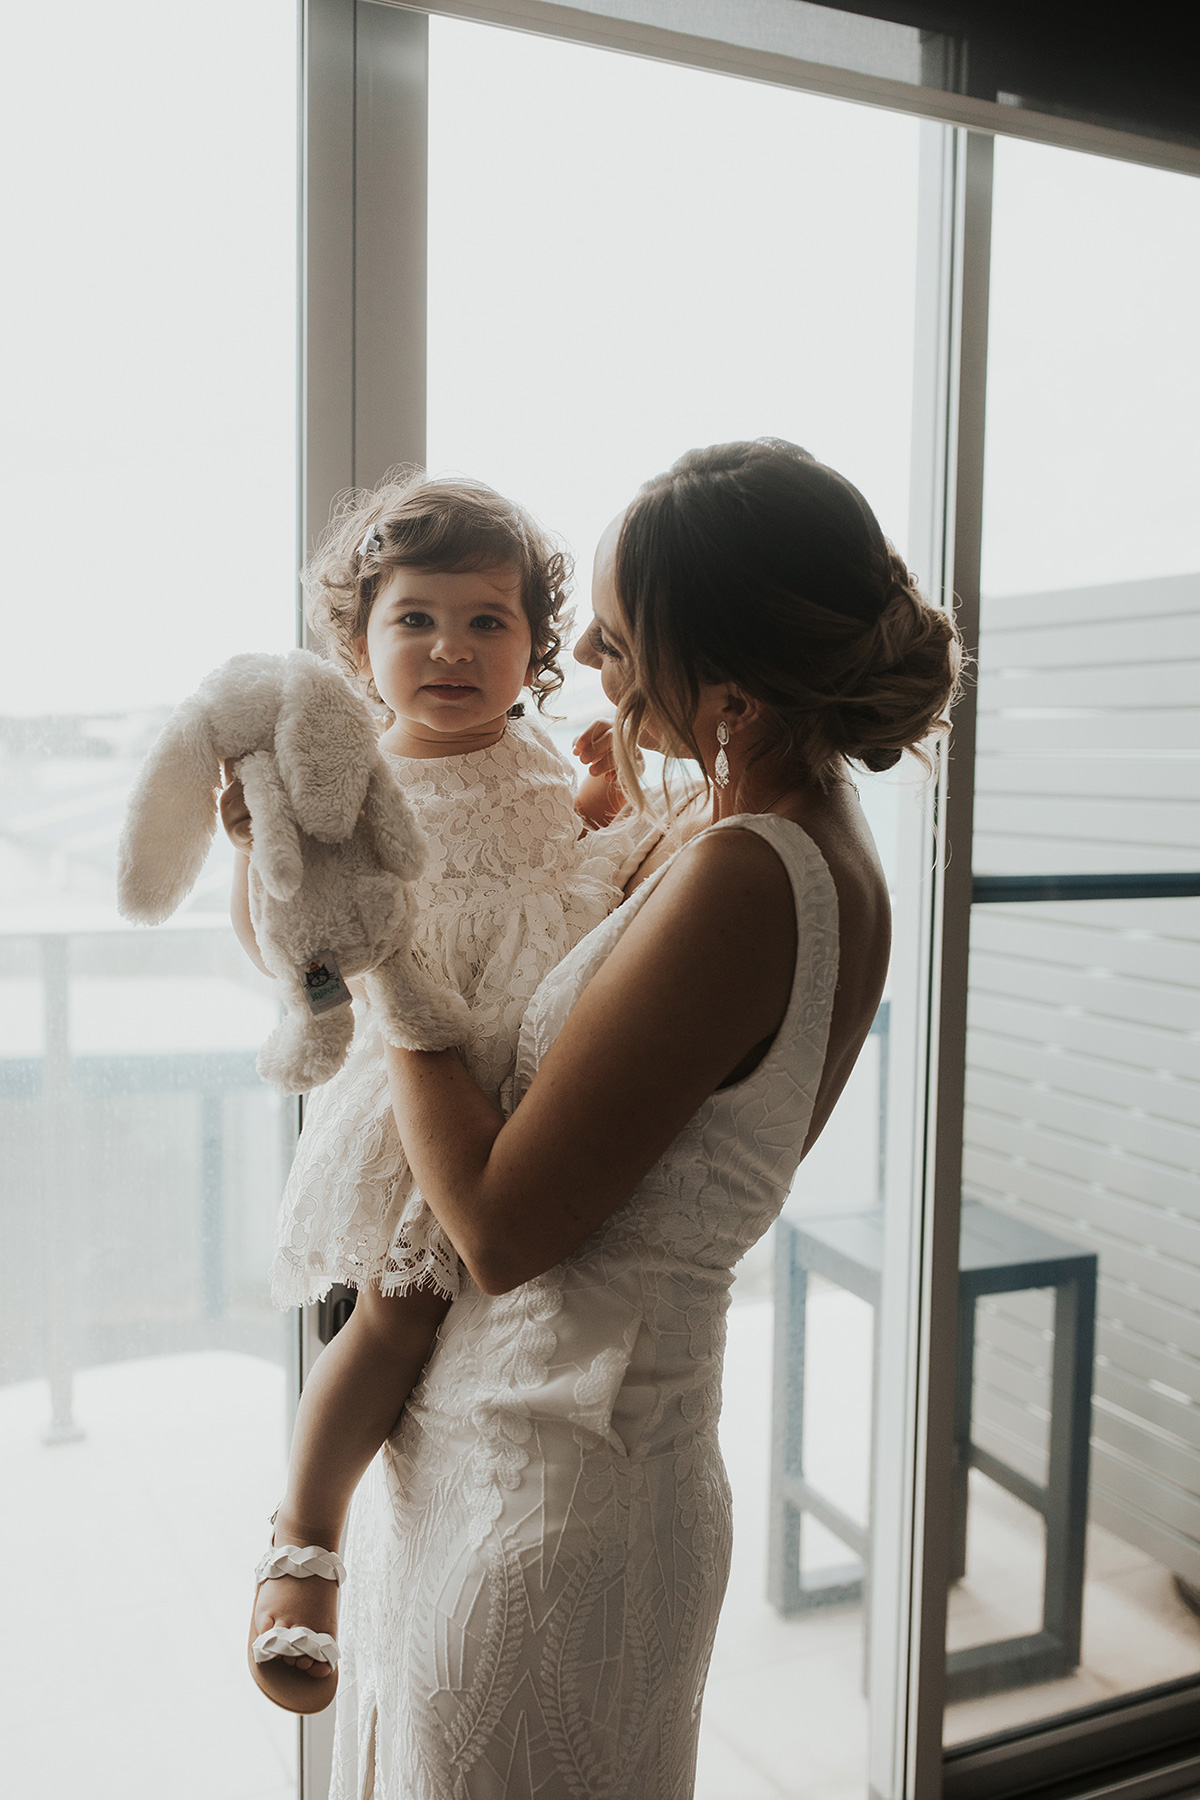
[982,136,1200,598]
[0,0,299,719]
[0,5,1197,717]
[426,14,917,732]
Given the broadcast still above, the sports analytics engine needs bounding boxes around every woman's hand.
[572,718,626,830]
[220,763,253,851]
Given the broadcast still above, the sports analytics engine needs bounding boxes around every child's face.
[359,563,533,739]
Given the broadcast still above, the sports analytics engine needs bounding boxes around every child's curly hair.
[303,468,572,714]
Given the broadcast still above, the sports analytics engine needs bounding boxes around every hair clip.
[357,524,383,559]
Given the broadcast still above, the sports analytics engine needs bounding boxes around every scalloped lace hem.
[270,1197,462,1308]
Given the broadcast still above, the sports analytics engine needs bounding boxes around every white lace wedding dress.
[270,717,638,1307]
[330,813,840,1800]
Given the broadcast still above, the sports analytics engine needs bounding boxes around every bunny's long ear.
[239,750,304,901]
[275,651,377,842]
[117,699,220,924]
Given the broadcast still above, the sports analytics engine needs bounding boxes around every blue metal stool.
[768,1201,1097,1700]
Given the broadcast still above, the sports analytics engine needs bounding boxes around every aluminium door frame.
[296,5,1200,1796]
[386,0,1200,180]
[298,9,351,1792]
[297,3,432,1789]
[900,117,992,1800]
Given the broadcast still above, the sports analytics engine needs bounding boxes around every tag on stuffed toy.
[300,952,352,1016]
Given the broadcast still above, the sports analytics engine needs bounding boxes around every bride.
[332,437,961,1798]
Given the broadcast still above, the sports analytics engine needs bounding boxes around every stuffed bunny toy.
[117,649,470,1094]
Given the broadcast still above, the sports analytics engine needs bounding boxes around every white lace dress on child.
[270,716,642,1307]
[330,813,840,1800]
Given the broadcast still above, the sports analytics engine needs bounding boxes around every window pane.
[428,20,935,1795]
[951,897,1200,1743]
[949,136,1200,1745]
[974,139,1200,883]
[0,4,299,1794]
[427,15,919,752]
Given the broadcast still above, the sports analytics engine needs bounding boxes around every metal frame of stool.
[769,1203,1098,1702]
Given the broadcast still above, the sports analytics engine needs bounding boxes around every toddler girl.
[224,473,639,1712]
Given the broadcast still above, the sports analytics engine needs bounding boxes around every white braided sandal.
[248,1539,347,1715]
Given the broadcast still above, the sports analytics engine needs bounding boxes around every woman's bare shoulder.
[654,816,795,903]
[619,821,798,998]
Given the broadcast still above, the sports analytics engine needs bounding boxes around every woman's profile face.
[574,514,631,710]
[576,501,747,772]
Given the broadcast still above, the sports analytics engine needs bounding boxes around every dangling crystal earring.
[714,721,731,788]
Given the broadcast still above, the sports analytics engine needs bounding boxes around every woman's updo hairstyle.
[611,438,962,804]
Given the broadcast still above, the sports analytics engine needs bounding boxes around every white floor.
[0,1354,296,1800]
[697,1294,872,1800]
[3,1295,1198,1798]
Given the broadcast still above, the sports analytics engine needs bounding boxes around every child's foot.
[253,1576,338,1674]
[248,1521,345,1714]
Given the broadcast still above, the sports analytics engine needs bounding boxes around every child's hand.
[220,762,253,851]
[572,718,618,780]
[572,719,625,830]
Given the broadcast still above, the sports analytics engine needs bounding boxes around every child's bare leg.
[254,1280,449,1678]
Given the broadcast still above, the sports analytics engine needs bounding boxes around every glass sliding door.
[424,18,947,1795]
[324,8,1200,1795]
[0,4,301,1795]
[945,137,1200,1751]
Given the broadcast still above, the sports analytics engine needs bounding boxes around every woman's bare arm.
[386,828,797,1294]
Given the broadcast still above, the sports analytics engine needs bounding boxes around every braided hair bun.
[821,546,963,774]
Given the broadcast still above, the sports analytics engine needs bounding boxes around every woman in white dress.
[331,438,961,1799]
